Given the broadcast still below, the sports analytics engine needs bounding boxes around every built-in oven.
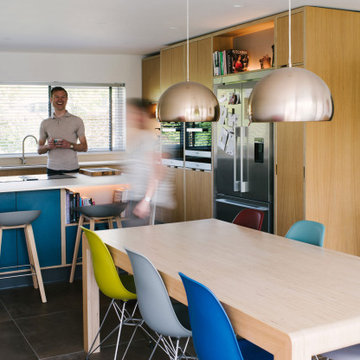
[160,122,184,167]
[185,122,212,170]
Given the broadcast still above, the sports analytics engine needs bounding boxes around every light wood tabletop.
[82,219,360,360]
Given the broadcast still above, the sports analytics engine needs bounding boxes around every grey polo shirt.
[39,111,85,171]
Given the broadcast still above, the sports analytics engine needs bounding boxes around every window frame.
[0,81,126,157]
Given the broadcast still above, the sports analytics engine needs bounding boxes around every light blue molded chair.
[285,220,325,247]
[125,248,196,360]
[179,272,273,360]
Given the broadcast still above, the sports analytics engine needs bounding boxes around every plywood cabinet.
[142,55,161,101]
[156,167,185,223]
[189,37,213,89]
[276,10,304,66]
[274,122,304,235]
[157,168,212,223]
[160,45,186,92]
[303,7,360,255]
[274,7,360,255]
[185,169,212,221]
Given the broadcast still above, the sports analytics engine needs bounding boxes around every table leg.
[82,233,100,353]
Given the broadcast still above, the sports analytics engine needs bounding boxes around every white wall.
[0,52,142,97]
[0,51,142,166]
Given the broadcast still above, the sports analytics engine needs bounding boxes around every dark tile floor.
[0,281,175,360]
[0,281,329,360]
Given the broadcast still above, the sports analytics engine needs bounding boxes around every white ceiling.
[1,0,359,56]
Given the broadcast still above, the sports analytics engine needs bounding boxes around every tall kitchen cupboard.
[187,36,214,221]
[159,45,185,223]
[159,38,214,223]
[274,8,305,236]
[275,7,360,256]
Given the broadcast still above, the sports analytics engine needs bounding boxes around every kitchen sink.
[0,174,76,183]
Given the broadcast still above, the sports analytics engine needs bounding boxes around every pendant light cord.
[288,0,292,67]
[186,0,190,81]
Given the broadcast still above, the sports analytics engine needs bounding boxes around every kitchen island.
[0,172,128,288]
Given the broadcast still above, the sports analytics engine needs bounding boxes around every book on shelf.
[213,49,249,76]
[65,190,94,224]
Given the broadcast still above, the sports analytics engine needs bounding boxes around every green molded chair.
[82,227,145,360]
[285,220,325,247]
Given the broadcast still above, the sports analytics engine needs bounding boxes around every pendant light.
[248,0,333,123]
[157,0,220,122]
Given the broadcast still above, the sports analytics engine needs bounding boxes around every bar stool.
[0,210,47,303]
[69,202,127,283]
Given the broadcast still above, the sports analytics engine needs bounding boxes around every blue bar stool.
[0,210,47,303]
[69,202,127,283]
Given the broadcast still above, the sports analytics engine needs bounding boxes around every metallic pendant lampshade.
[157,81,220,122]
[249,0,333,123]
[157,0,220,123]
[249,67,334,122]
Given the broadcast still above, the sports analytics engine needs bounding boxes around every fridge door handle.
[233,127,240,192]
[239,126,249,192]
[215,198,268,211]
[234,126,249,193]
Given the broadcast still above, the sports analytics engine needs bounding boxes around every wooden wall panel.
[304,8,360,255]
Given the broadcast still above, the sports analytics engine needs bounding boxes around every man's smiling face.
[51,90,68,112]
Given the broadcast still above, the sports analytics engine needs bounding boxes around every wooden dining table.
[82,219,360,360]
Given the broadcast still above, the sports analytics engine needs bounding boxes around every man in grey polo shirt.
[38,87,88,175]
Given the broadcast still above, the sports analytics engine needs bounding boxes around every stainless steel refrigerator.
[213,70,274,232]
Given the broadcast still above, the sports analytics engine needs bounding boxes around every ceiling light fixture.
[157,0,220,122]
[248,0,333,123]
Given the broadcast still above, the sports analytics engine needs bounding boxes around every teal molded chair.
[285,220,325,247]
[179,272,273,360]
[82,227,146,360]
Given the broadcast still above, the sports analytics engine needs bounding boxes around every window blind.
[0,83,125,155]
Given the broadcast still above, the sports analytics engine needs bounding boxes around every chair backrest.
[232,209,264,231]
[81,227,136,300]
[125,248,191,338]
[179,272,244,360]
[285,220,325,247]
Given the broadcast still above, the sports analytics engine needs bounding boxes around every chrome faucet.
[21,135,38,165]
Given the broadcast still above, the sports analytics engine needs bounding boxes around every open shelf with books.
[63,184,129,226]
[212,19,275,76]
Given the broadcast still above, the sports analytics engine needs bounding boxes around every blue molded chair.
[179,272,273,360]
[285,220,325,247]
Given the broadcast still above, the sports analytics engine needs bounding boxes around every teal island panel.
[16,190,61,267]
[0,193,17,269]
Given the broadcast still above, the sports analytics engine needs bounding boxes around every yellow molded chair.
[82,227,146,360]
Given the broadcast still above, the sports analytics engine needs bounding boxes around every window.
[0,83,126,155]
